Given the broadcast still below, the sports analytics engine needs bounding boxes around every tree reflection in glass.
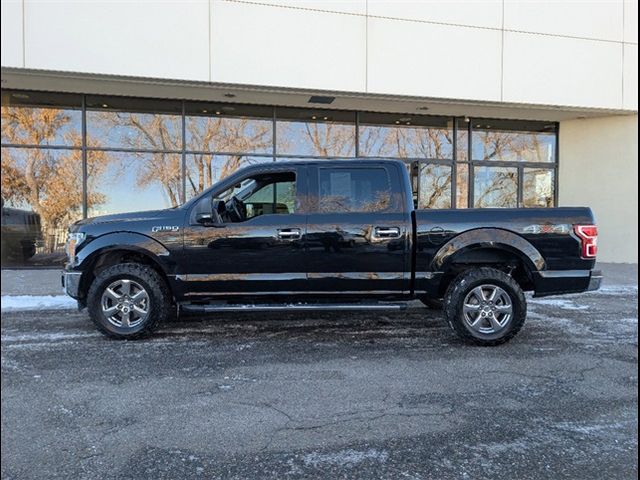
[524,168,554,207]
[87,107,183,206]
[185,155,273,200]
[276,109,355,157]
[360,124,453,160]
[187,114,272,154]
[1,101,108,257]
[1,93,82,147]
[472,121,556,163]
[418,164,452,208]
[474,166,518,208]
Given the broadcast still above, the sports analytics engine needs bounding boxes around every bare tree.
[1,107,110,251]
[92,111,183,206]
[186,116,272,197]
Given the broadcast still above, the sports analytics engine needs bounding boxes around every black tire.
[420,297,443,310]
[443,267,526,346]
[87,263,171,339]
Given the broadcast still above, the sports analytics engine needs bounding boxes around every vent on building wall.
[308,95,336,104]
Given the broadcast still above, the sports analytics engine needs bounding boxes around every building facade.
[1,0,637,267]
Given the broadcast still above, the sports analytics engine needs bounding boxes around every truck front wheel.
[443,267,526,346]
[87,263,171,339]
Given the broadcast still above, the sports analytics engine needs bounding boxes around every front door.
[181,165,308,298]
[305,163,412,295]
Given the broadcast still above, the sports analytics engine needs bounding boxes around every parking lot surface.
[2,284,638,479]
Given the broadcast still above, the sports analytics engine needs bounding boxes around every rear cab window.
[318,167,394,213]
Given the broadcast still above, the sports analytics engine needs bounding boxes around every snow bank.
[1,295,77,312]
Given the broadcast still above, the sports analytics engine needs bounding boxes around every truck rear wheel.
[87,263,171,339]
[443,267,526,346]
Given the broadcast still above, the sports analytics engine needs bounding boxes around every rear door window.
[318,167,392,213]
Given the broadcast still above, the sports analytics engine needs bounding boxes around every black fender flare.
[75,232,172,273]
[429,228,546,273]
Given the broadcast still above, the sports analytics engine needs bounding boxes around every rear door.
[305,162,412,295]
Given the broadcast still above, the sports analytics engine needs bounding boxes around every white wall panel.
[367,17,502,100]
[560,115,638,263]
[503,32,623,108]
[504,0,624,42]
[624,0,638,43]
[210,0,366,91]
[1,0,23,67]
[24,0,209,81]
[236,0,366,15]
[368,0,503,29]
[623,44,638,110]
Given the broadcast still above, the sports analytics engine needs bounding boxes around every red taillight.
[574,225,598,258]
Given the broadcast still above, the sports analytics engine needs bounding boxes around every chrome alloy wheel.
[100,279,150,328]
[462,284,513,335]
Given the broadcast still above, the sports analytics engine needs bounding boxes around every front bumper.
[61,270,82,298]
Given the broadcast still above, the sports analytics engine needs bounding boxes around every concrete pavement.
[1,279,637,479]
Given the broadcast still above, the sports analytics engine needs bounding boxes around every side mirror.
[195,199,225,227]
[195,212,213,225]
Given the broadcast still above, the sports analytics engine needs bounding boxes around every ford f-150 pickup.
[62,159,601,345]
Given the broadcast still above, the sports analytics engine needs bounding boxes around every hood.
[72,209,176,229]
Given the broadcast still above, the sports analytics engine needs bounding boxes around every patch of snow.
[589,284,638,296]
[1,295,77,312]
[529,298,589,310]
[554,420,631,436]
[1,332,101,342]
[303,448,388,468]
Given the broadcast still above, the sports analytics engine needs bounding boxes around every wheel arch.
[75,233,175,304]
[430,228,545,294]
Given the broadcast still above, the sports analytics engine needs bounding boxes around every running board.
[180,302,407,313]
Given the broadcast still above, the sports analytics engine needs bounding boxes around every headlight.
[66,232,86,261]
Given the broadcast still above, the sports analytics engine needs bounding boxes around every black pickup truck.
[62,159,601,345]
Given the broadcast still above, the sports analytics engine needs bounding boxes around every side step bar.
[180,302,407,313]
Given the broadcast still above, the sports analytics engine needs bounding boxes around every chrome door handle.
[374,226,401,238]
[277,228,301,240]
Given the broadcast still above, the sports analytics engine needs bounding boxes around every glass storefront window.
[185,154,273,200]
[473,166,518,208]
[359,113,453,160]
[418,163,452,209]
[86,96,182,151]
[87,151,182,216]
[524,168,555,208]
[1,90,563,269]
[186,103,273,154]
[472,120,557,163]
[1,147,83,267]
[1,90,82,147]
[276,108,355,157]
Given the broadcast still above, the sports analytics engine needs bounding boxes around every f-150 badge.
[151,226,180,233]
